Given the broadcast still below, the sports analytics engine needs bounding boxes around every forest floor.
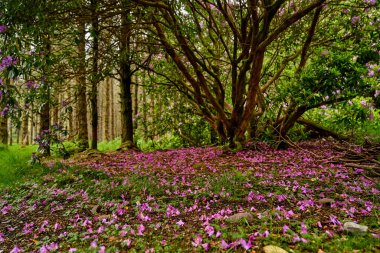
[0,140,379,252]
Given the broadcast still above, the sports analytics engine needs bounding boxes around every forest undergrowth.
[0,140,379,252]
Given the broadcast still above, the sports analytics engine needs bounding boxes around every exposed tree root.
[296,118,347,140]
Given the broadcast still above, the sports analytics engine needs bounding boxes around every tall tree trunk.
[76,19,89,151]
[133,76,138,131]
[142,82,148,140]
[67,83,74,140]
[248,116,259,140]
[110,78,115,140]
[40,101,50,155]
[210,124,218,144]
[119,7,135,149]
[30,110,34,144]
[21,112,29,146]
[8,118,12,146]
[52,93,59,125]
[16,128,20,144]
[39,38,51,156]
[104,78,111,141]
[90,0,99,150]
[0,116,8,146]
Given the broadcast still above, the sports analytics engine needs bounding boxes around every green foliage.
[0,145,42,186]
[306,97,380,143]
[98,138,121,152]
[276,50,371,110]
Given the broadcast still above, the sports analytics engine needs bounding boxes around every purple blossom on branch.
[0,25,7,33]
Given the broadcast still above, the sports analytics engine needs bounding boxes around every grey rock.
[343,222,368,234]
[318,198,335,206]
[225,212,253,223]
[97,214,112,220]
[90,205,101,214]
[263,245,288,253]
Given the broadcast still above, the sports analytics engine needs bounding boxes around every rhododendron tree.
[136,0,379,147]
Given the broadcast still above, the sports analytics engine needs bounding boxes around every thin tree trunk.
[40,100,50,155]
[119,7,135,149]
[0,116,8,146]
[90,0,99,150]
[16,128,20,145]
[133,76,138,131]
[110,78,115,140]
[76,19,89,150]
[67,83,74,140]
[21,112,29,146]
[52,93,59,125]
[30,111,34,144]
[142,83,148,140]
[104,78,111,141]
[8,118,12,146]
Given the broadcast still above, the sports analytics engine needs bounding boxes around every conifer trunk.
[21,112,29,146]
[119,8,134,149]
[76,19,89,151]
[90,0,99,150]
[0,116,8,145]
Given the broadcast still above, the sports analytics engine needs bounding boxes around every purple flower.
[300,222,308,234]
[329,215,341,225]
[351,16,360,25]
[137,224,145,235]
[278,8,285,16]
[90,240,98,248]
[25,80,38,89]
[39,245,49,253]
[176,220,185,226]
[364,0,376,6]
[283,224,290,234]
[262,230,270,237]
[201,243,210,251]
[98,246,106,253]
[292,234,301,243]
[368,70,375,77]
[220,239,231,250]
[239,239,252,250]
[192,235,203,247]
[204,225,214,237]
[48,243,58,250]
[10,246,23,253]
[22,222,34,235]
[97,226,104,234]
[0,56,17,70]
[325,230,334,237]
[0,25,7,33]
[53,223,61,230]
[124,238,131,247]
[68,248,77,253]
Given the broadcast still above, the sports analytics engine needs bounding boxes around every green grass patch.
[0,145,42,187]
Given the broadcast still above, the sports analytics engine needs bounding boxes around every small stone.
[318,198,335,206]
[225,212,253,223]
[90,205,101,214]
[343,222,368,234]
[263,245,288,253]
[97,214,112,220]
